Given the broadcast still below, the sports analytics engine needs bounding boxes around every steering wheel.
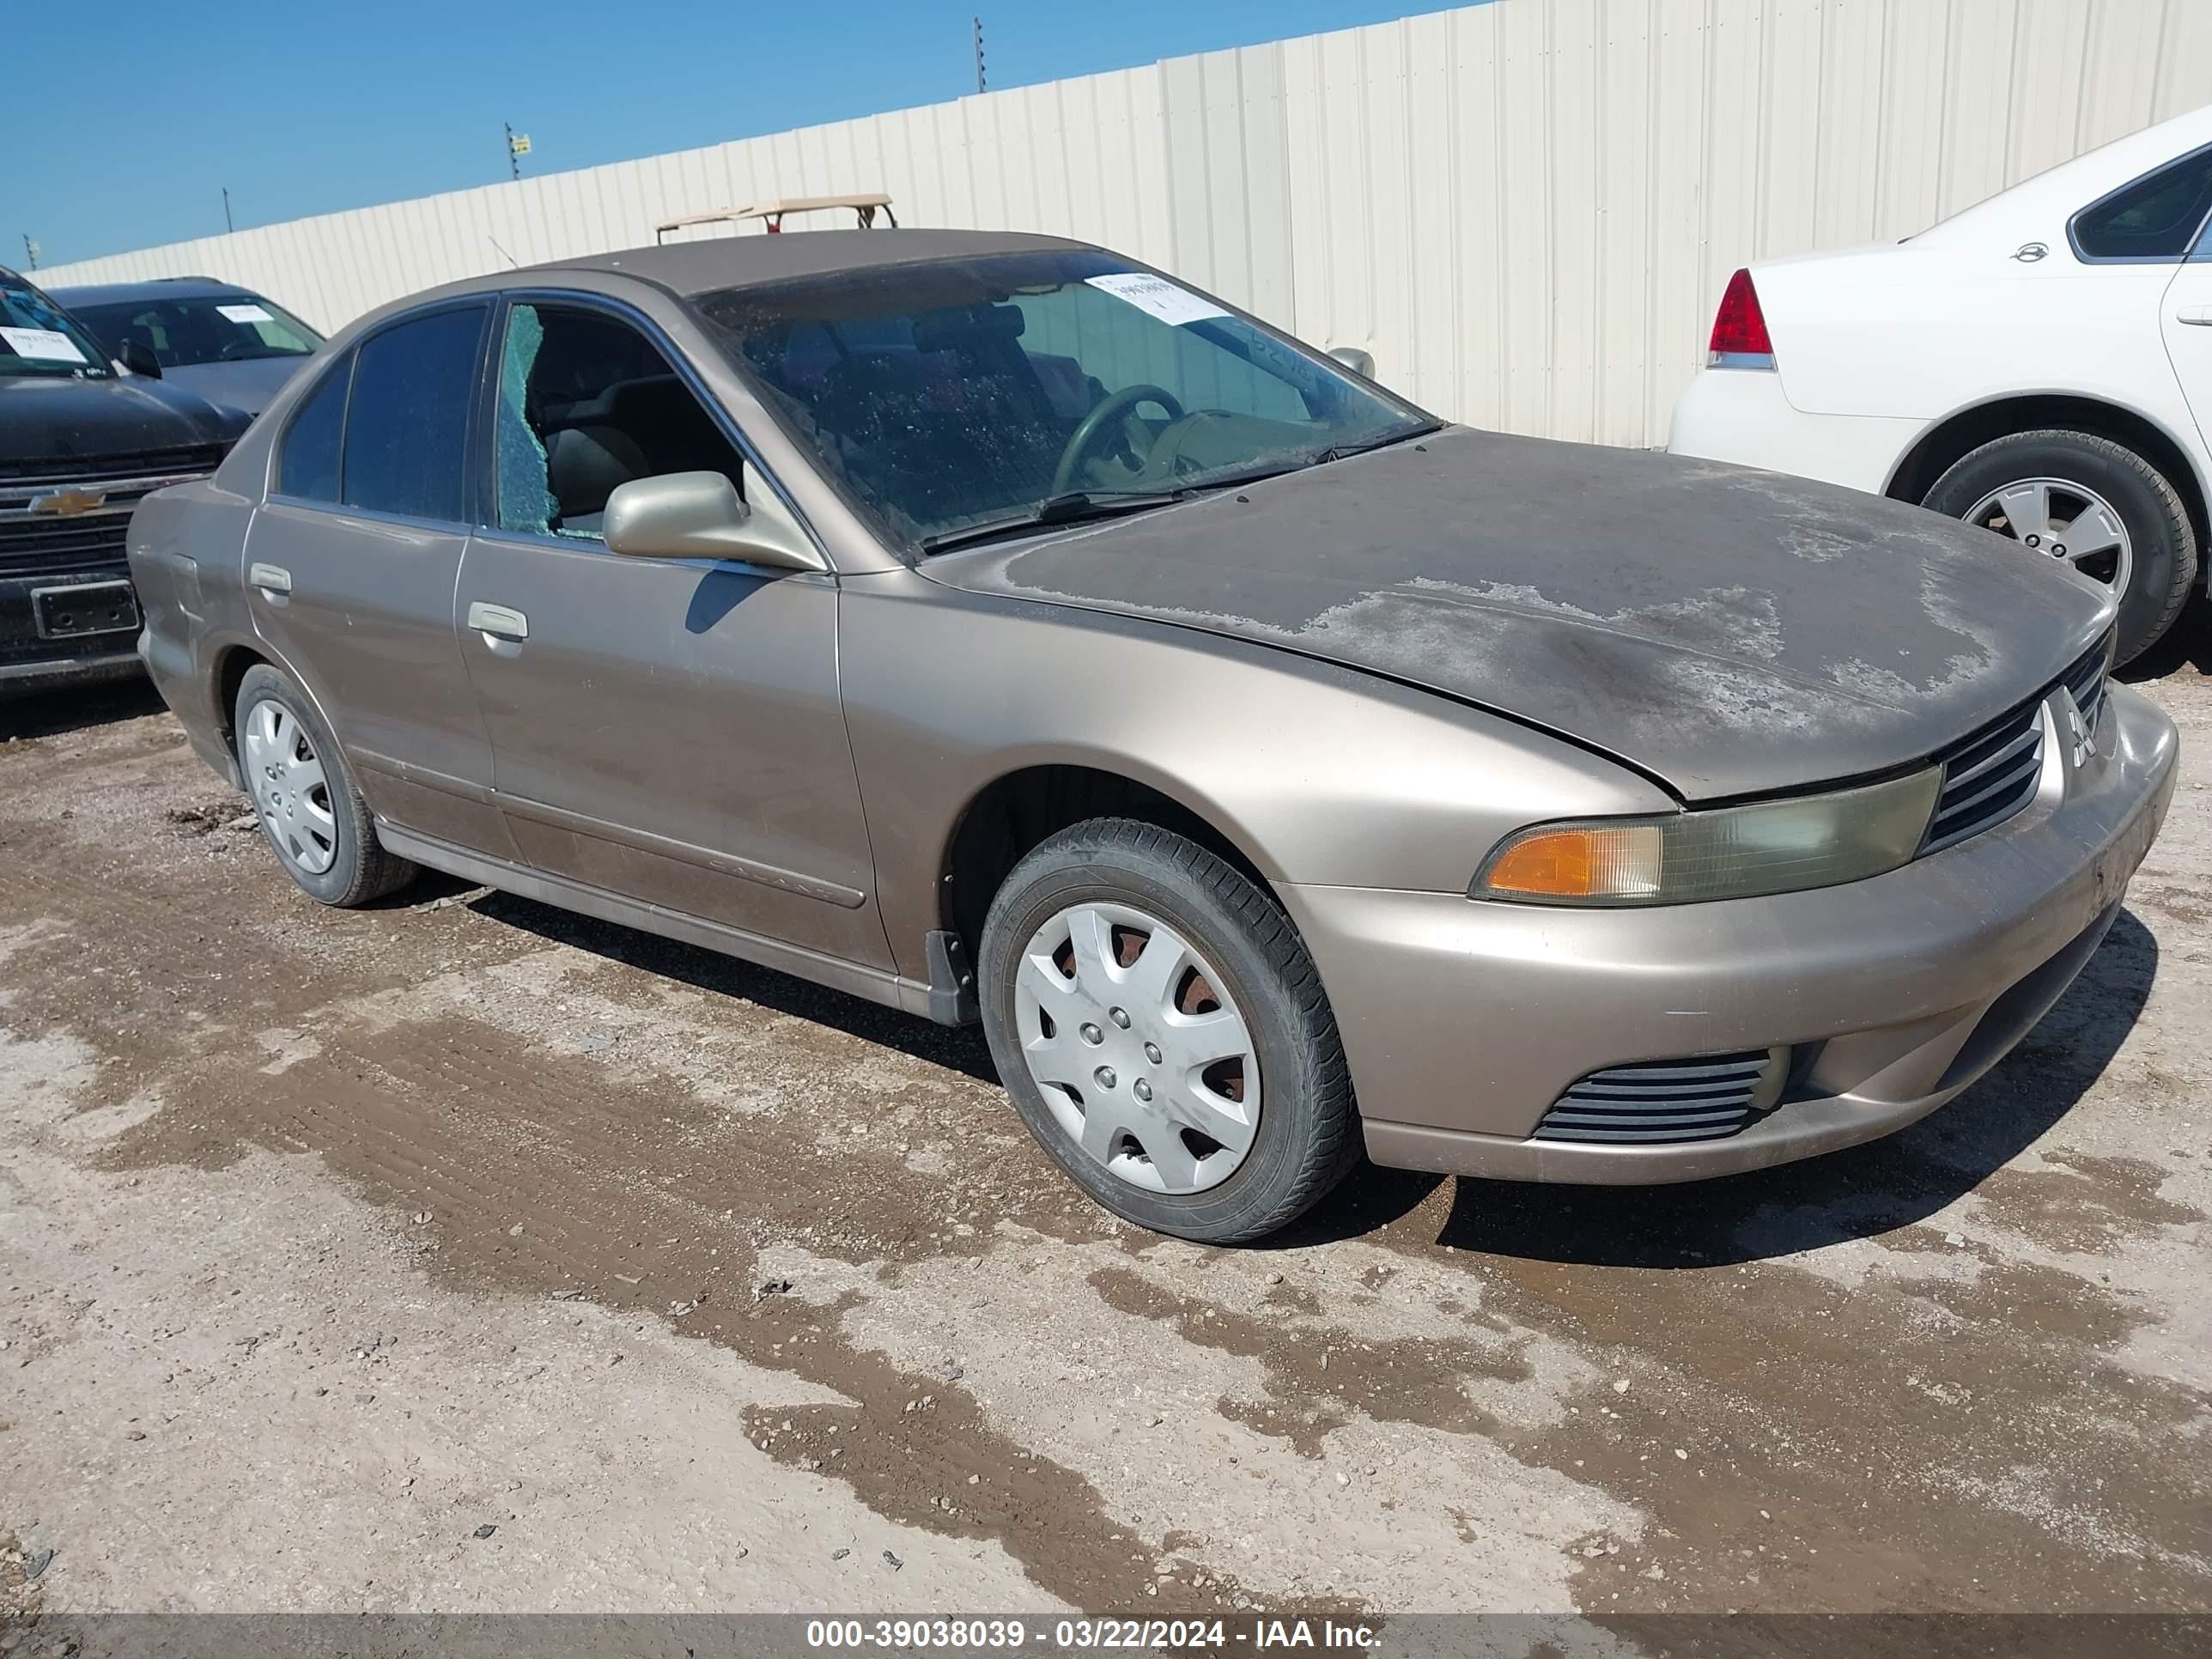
[218,341,261,361]
[1050,384,1185,497]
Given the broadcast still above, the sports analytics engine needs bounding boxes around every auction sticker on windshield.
[1,327,88,362]
[1085,272,1230,327]
[216,303,274,324]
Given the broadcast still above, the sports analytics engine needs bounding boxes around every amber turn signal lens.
[1474,767,1941,908]
[1482,829,1600,896]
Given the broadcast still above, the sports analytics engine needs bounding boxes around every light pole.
[21,235,37,270]
[222,187,234,234]
[972,15,986,94]
[504,123,531,181]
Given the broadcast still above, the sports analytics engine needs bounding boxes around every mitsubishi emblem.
[2057,690,2093,771]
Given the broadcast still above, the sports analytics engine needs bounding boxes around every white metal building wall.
[30,0,2212,450]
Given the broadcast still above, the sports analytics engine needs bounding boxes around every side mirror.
[118,338,163,379]
[601,471,825,573]
[1327,345,1376,380]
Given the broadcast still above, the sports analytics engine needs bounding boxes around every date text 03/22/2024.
[803,1618,1383,1650]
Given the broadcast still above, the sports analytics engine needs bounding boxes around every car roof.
[47,276,260,306]
[527,228,1092,297]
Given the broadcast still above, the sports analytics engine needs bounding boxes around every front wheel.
[977,818,1358,1243]
[1922,428,2197,667]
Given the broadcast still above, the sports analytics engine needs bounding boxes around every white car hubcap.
[1014,902,1261,1194]
[1966,476,2134,599]
[241,698,338,877]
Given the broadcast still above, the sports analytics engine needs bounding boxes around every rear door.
[452,294,888,969]
[246,301,511,854]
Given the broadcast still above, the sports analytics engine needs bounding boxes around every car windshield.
[68,293,323,368]
[696,250,1434,552]
[0,274,114,379]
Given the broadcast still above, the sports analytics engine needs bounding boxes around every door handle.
[248,562,292,595]
[466,600,528,641]
[2178,305,2212,326]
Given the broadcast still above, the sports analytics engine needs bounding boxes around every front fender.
[838,573,1669,987]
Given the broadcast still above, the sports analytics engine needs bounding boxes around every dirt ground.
[1,656,2208,1627]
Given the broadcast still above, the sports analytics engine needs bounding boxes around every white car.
[1670,103,2212,666]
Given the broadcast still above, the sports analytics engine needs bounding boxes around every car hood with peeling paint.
[927,426,2114,801]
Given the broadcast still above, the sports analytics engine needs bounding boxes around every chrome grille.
[1922,702,2045,854]
[1918,634,2112,857]
[2059,635,2111,735]
[0,452,224,578]
[0,514,130,579]
[0,444,226,485]
[1532,1049,1784,1145]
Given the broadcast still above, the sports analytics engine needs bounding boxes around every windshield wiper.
[1307,422,1443,467]
[919,489,1192,554]
[916,425,1446,555]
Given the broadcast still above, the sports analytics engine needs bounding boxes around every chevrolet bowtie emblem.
[27,486,107,518]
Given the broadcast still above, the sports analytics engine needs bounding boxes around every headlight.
[1473,767,1942,906]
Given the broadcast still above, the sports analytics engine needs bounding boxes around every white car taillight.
[1708,269,1777,369]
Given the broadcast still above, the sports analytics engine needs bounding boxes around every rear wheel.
[978,818,1358,1243]
[1922,428,2197,666]
[233,664,416,908]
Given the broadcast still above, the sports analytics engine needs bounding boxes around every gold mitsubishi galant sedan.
[125,229,2176,1243]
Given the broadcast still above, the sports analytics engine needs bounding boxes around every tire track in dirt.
[0,772,1357,1612]
[80,1005,1355,1616]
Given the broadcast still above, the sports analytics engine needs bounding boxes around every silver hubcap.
[1013,902,1260,1194]
[1966,477,2134,597]
[241,698,337,876]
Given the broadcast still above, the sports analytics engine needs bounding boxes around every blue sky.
[16,1,1451,268]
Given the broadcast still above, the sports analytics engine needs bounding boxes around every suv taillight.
[1708,269,1776,368]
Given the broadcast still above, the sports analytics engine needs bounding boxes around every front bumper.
[0,569,146,693]
[1285,683,2178,1183]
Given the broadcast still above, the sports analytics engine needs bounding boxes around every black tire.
[978,817,1358,1243]
[232,664,416,908]
[1922,428,2197,667]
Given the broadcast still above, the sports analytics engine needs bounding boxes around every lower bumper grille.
[1533,1048,1786,1144]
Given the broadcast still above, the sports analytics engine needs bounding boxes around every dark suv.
[2,264,249,691]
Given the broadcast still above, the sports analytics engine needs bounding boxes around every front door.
[245,301,510,854]
[453,297,887,970]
